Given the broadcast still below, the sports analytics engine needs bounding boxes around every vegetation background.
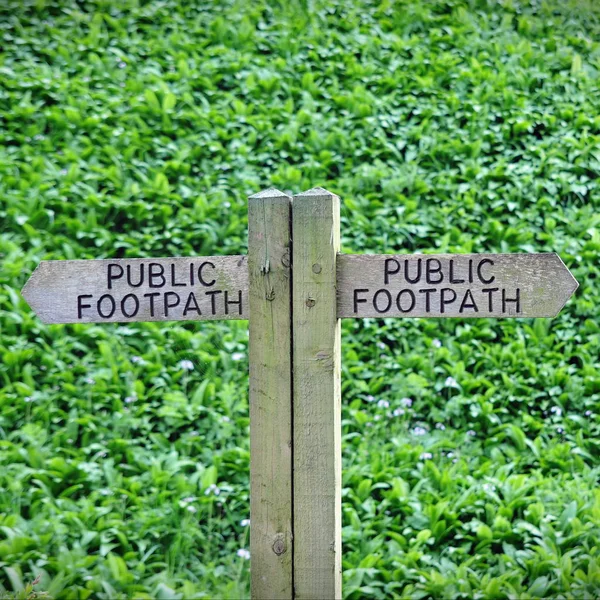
[1,0,599,598]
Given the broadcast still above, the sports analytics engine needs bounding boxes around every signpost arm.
[292,187,342,599]
[248,189,294,600]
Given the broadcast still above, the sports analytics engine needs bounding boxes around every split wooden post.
[292,188,342,599]
[248,189,294,600]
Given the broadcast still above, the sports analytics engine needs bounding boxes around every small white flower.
[204,484,221,496]
[446,452,454,458]
[419,452,433,460]
[125,395,136,404]
[584,410,593,417]
[240,519,250,526]
[100,488,112,496]
[60,168,68,175]
[85,377,95,385]
[432,339,442,348]
[131,356,145,364]
[435,423,445,430]
[34,134,44,141]
[557,427,565,434]
[179,359,194,371]
[467,430,476,436]
[374,414,381,421]
[24,396,33,403]
[222,416,231,423]
[237,548,250,560]
[187,505,197,513]
[183,496,195,503]
[189,430,199,436]
[366,422,373,427]
[224,202,231,208]
[392,408,405,417]
[118,61,127,68]
[445,376,459,388]
[366,395,375,403]
[377,399,390,409]
[400,397,412,407]
[550,406,562,416]
[413,426,427,436]
[483,483,495,492]
[377,342,386,350]
[232,352,245,361]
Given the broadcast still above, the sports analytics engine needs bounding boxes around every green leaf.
[145,89,161,113]
[163,92,176,112]
[476,524,493,541]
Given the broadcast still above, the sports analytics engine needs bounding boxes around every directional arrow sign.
[22,253,579,323]
[337,253,578,318]
[21,256,248,324]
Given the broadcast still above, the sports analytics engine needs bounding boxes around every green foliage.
[1,0,599,597]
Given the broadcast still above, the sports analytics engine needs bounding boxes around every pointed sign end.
[548,253,579,317]
[20,265,37,309]
[21,263,53,324]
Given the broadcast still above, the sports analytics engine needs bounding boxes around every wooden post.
[248,188,294,599]
[292,187,342,599]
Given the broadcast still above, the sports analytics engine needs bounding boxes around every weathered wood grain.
[292,187,342,600]
[248,189,293,599]
[21,256,248,323]
[337,253,578,319]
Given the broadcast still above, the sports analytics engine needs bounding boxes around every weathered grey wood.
[292,187,342,599]
[337,253,578,319]
[248,189,293,600]
[21,256,248,323]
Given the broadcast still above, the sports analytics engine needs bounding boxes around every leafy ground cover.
[1,0,600,597]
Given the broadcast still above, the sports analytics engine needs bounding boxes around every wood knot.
[315,350,334,370]
[272,534,286,556]
[306,297,315,308]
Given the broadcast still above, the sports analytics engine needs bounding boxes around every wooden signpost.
[21,187,579,600]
